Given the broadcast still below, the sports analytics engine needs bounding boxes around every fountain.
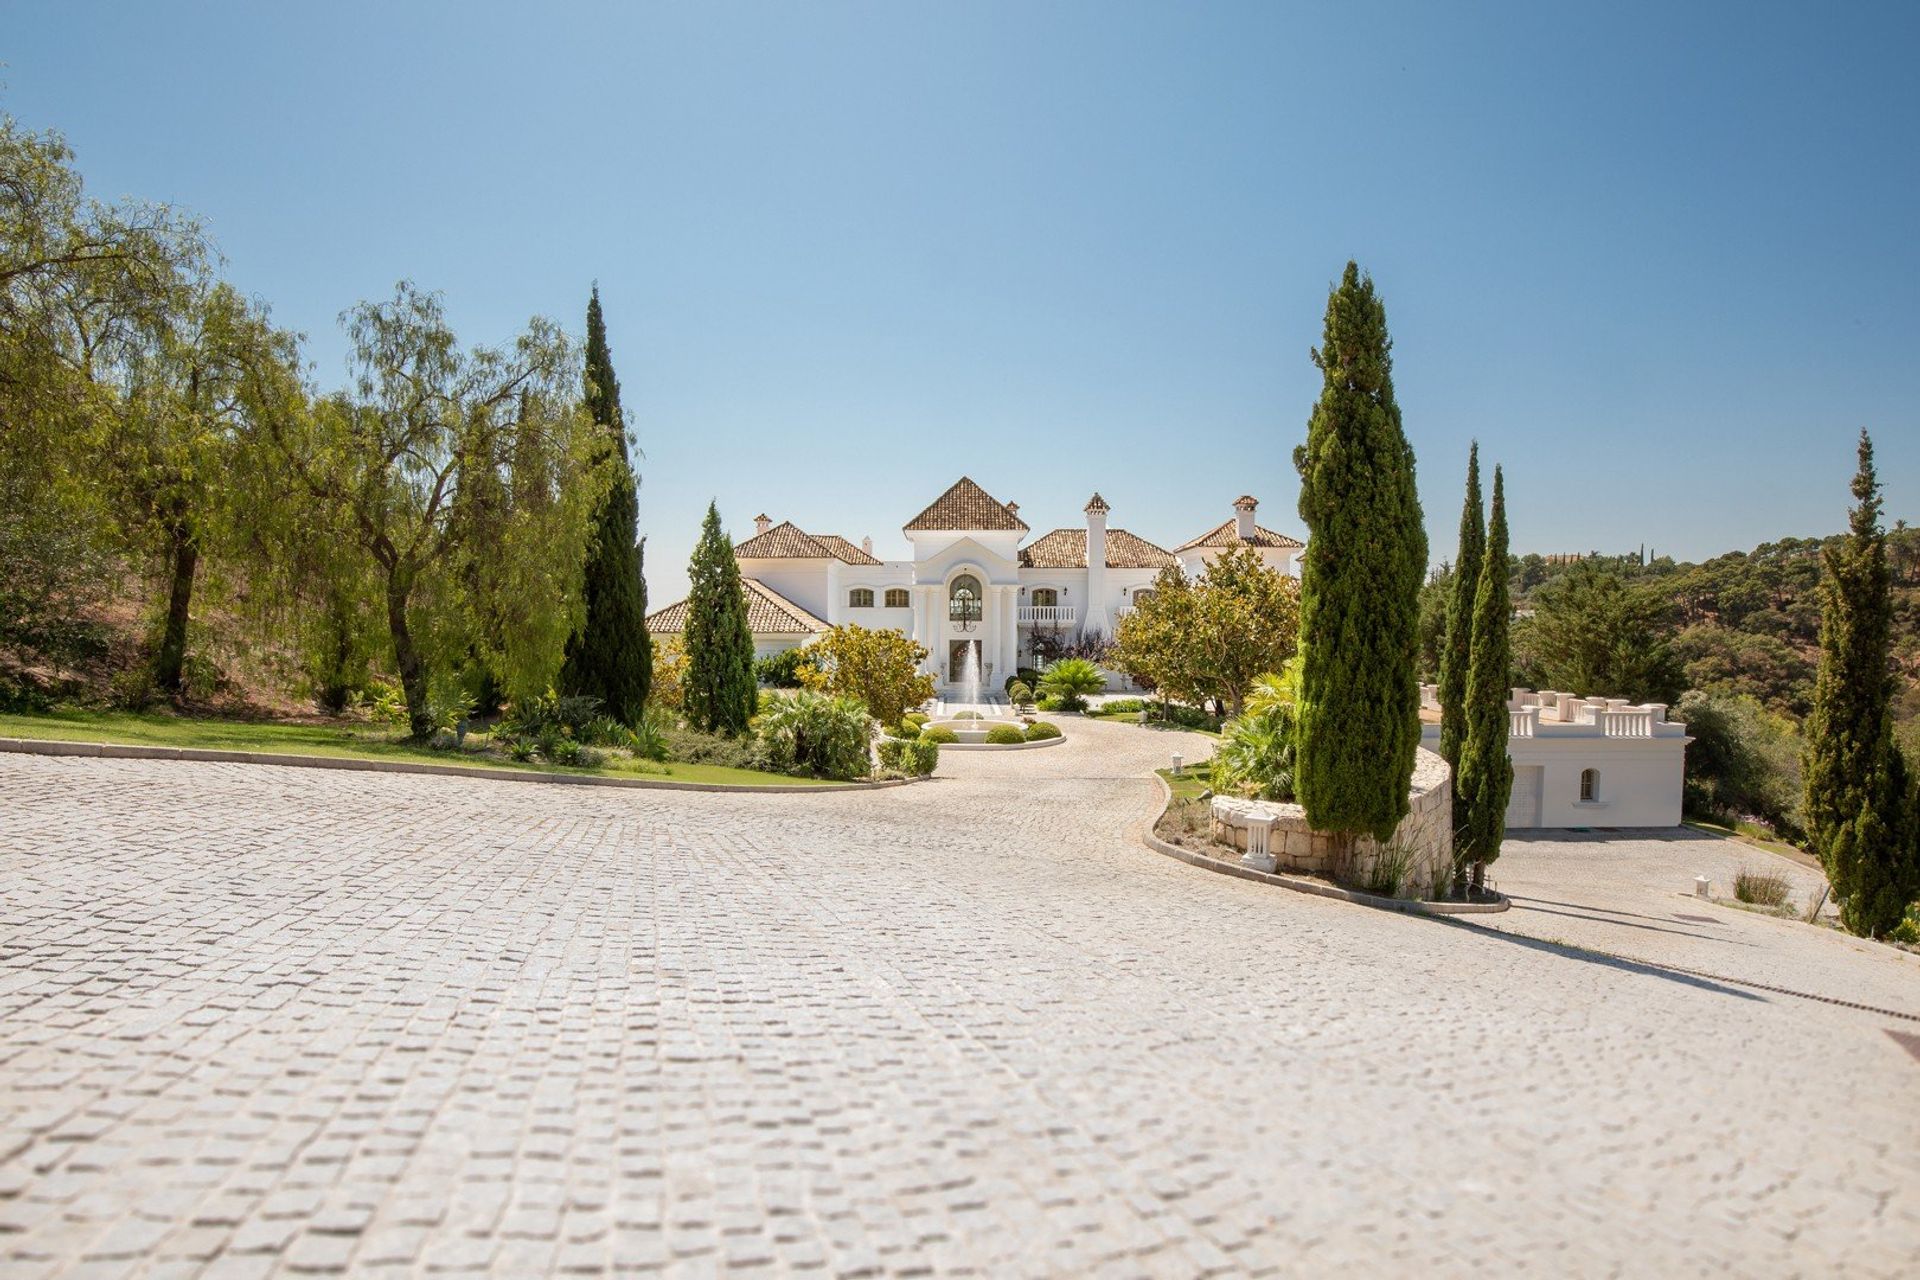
[958,641,982,709]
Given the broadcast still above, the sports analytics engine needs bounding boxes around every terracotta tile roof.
[1172,519,1305,553]
[734,520,835,559]
[903,477,1029,532]
[645,578,827,637]
[1019,528,1177,569]
[812,534,883,566]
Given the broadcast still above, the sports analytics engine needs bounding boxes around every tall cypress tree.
[1294,262,1428,845]
[1804,431,1915,935]
[682,501,756,736]
[559,286,652,725]
[1439,442,1483,856]
[1457,465,1513,892]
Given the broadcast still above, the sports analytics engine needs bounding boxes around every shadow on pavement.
[1438,918,1768,1002]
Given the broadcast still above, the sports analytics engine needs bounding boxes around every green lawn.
[1089,705,1223,738]
[0,710,839,788]
[1155,759,1215,801]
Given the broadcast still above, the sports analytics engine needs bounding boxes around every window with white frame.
[1579,768,1600,803]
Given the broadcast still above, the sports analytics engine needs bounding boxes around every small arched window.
[949,574,982,623]
[1579,768,1600,803]
[1031,587,1058,607]
[884,588,910,608]
[1133,588,1156,604]
[848,588,874,608]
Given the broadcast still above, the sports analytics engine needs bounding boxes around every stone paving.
[1,719,1916,1278]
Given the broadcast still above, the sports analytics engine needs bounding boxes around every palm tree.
[1037,657,1106,710]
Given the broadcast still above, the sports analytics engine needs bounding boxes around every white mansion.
[647,477,1302,691]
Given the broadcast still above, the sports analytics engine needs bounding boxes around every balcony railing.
[1017,605,1076,625]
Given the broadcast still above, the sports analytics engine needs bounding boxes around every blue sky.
[8,1,1917,603]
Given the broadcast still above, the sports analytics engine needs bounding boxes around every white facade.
[1420,686,1692,829]
[649,479,1304,695]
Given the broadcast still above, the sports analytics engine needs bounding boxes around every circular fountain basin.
[923,718,1067,749]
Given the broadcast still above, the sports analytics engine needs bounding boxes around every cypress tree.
[1457,465,1513,892]
[1294,262,1428,845]
[683,501,757,736]
[559,287,652,725]
[1439,442,1484,859]
[1803,431,1916,936]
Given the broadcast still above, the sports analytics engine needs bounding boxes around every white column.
[1002,587,1019,675]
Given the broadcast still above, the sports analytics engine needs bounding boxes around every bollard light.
[1694,875,1710,899]
[1171,753,1183,776]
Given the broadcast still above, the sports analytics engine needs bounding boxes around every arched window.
[1031,588,1058,608]
[848,588,874,608]
[884,588,910,608]
[949,574,982,623]
[1133,588,1156,604]
[1579,768,1600,803]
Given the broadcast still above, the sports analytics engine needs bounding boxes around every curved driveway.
[1,719,1916,1277]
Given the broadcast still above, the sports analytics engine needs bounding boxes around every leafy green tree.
[1675,690,1804,837]
[1416,564,1452,683]
[1519,562,1684,704]
[1456,465,1514,891]
[1110,547,1299,716]
[1293,262,1427,844]
[558,287,651,725]
[682,502,757,735]
[1438,441,1483,820]
[1803,432,1916,936]
[796,624,935,726]
[262,282,605,739]
[0,116,205,683]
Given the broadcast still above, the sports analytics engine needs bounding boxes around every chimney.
[861,535,873,556]
[1082,494,1112,639]
[1006,501,1018,520]
[754,513,771,536]
[1233,494,1258,541]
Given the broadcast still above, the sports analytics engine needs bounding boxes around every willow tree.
[1294,262,1428,845]
[682,502,757,735]
[1803,432,1915,935]
[558,286,651,725]
[1438,442,1483,806]
[265,282,607,739]
[1456,465,1513,892]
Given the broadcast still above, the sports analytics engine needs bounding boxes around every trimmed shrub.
[921,724,959,744]
[754,690,873,780]
[1024,721,1062,741]
[1008,680,1033,707]
[1099,697,1147,715]
[984,724,1026,745]
[1004,668,1041,695]
[1035,695,1064,712]
[902,712,928,730]
[877,736,939,777]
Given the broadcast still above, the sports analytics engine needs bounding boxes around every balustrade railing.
[1017,605,1076,625]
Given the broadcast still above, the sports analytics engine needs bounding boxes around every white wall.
[1512,736,1688,828]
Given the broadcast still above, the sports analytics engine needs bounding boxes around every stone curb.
[0,737,923,795]
[1141,774,1510,915]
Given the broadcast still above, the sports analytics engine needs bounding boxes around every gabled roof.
[1173,519,1305,553]
[645,578,827,637]
[1019,528,1178,570]
[812,534,883,567]
[734,520,836,559]
[903,477,1029,532]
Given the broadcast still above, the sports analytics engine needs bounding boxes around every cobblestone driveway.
[2,720,1916,1277]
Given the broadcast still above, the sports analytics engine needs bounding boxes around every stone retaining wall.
[1211,747,1452,896]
